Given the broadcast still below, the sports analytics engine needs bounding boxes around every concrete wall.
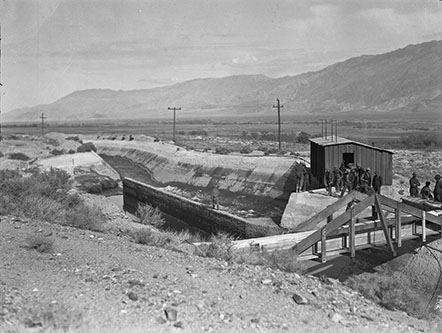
[123,178,282,238]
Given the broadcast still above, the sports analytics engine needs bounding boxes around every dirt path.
[0,211,438,332]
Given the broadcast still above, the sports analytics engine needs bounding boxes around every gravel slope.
[0,210,438,333]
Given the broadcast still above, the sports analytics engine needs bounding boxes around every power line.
[272,98,283,150]
[168,107,181,143]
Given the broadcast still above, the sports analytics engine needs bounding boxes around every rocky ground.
[1,133,442,332]
[1,210,439,333]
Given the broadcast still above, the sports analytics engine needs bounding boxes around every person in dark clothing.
[302,164,310,191]
[372,171,383,194]
[434,175,442,202]
[340,169,353,197]
[333,166,342,193]
[420,181,433,200]
[324,168,334,195]
[211,184,220,209]
[409,172,420,197]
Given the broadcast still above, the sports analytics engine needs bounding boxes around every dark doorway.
[342,152,354,167]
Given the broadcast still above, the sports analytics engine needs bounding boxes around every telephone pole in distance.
[40,112,47,137]
[168,107,181,143]
[272,98,283,150]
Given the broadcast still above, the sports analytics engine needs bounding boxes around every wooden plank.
[321,228,327,263]
[379,195,441,224]
[422,211,426,243]
[375,195,397,256]
[293,194,374,255]
[349,208,355,258]
[293,191,366,232]
[396,201,402,247]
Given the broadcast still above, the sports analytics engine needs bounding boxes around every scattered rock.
[164,307,178,321]
[156,316,167,324]
[174,321,184,328]
[261,279,272,285]
[44,231,53,237]
[292,293,308,305]
[330,313,344,323]
[85,277,94,283]
[127,291,138,301]
[128,279,146,287]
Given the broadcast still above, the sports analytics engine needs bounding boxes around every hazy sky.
[1,0,442,112]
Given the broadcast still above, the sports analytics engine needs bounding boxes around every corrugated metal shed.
[310,136,393,186]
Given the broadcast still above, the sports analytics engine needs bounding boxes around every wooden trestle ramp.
[230,192,442,263]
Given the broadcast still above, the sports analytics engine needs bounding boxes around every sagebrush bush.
[136,203,166,228]
[21,195,65,222]
[51,148,65,156]
[131,228,172,247]
[7,152,30,160]
[64,204,106,231]
[26,234,54,253]
[66,135,82,143]
[240,146,253,154]
[215,147,231,155]
[346,271,425,316]
[199,232,236,261]
[77,142,97,153]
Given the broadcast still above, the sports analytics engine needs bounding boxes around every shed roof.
[309,136,394,154]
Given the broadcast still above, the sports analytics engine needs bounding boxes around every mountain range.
[4,40,442,122]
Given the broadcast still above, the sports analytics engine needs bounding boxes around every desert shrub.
[215,147,231,155]
[346,272,425,315]
[189,130,208,136]
[258,147,270,155]
[20,195,65,222]
[296,131,311,144]
[0,151,4,158]
[199,232,235,261]
[43,137,59,146]
[240,146,253,154]
[77,142,97,153]
[136,203,165,228]
[51,148,65,156]
[8,152,30,160]
[402,133,442,149]
[66,135,81,142]
[63,204,106,231]
[131,228,172,247]
[25,234,54,253]
[68,149,76,154]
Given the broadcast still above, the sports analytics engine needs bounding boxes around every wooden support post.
[342,235,347,249]
[321,228,327,263]
[422,211,426,243]
[327,214,333,223]
[372,205,377,220]
[396,201,402,248]
[412,220,417,235]
[312,243,318,255]
[349,208,356,258]
[375,195,397,256]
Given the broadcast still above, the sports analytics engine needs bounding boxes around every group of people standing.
[409,173,442,202]
[324,163,382,197]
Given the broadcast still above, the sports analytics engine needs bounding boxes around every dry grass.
[136,203,165,228]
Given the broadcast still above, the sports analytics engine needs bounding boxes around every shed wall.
[311,142,392,186]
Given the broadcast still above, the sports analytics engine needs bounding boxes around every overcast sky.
[1,0,442,112]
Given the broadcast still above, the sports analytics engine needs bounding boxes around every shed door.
[342,152,354,167]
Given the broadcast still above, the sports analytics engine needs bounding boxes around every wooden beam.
[396,201,402,247]
[375,195,397,256]
[321,228,327,263]
[349,208,356,258]
[379,195,441,224]
[293,191,367,232]
[422,211,426,243]
[293,194,375,255]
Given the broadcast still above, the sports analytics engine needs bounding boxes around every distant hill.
[4,40,442,122]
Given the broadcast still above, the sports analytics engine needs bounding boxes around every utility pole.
[0,25,2,141]
[272,98,283,150]
[40,112,47,137]
[168,107,181,143]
